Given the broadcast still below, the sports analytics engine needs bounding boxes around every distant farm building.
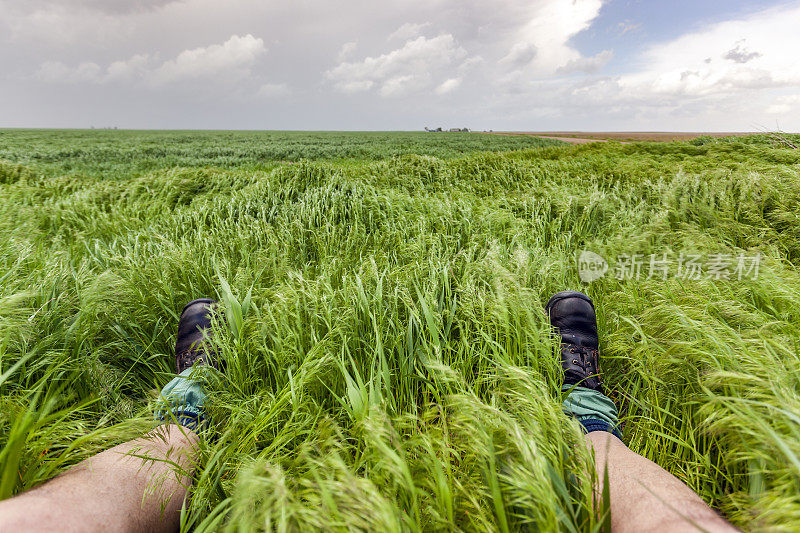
[424,127,470,132]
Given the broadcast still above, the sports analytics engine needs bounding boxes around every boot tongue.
[560,332,598,348]
[551,299,599,349]
[175,299,220,373]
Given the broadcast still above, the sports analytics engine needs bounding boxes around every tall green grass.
[1,131,799,531]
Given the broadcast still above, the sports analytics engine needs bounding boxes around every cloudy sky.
[2,0,799,130]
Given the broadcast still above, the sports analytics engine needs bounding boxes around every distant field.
[0,129,562,179]
[1,130,800,531]
[494,131,761,143]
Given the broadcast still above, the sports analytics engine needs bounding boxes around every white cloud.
[326,34,467,97]
[557,50,612,74]
[326,0,606,97]
[337,42,357,62]
[458,56,484,73]
[36,60,102,83]
[388,22,431,42]
[621,6,800,98]
[501,0,603,75]
[435,77,461,95]
[380,75,418,97]
[491,3,800,129]
[478,2,800,129]
[335,80,375,94]
[106,54,153,81]
[152,34,265,84]
[499,42,538,68]
[766,94,800,115]
[32,34,266,87]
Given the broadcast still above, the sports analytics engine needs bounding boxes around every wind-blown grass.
[1,130,799,531]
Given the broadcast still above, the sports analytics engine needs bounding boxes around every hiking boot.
[175,298,222,373]
[545,291,603,392]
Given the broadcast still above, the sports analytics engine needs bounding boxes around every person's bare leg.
[0,299,221,532]
[545,292,737,532]
[0,424,198,533]
[587,431,738,533]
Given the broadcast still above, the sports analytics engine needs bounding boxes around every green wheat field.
[1,129,799,531]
